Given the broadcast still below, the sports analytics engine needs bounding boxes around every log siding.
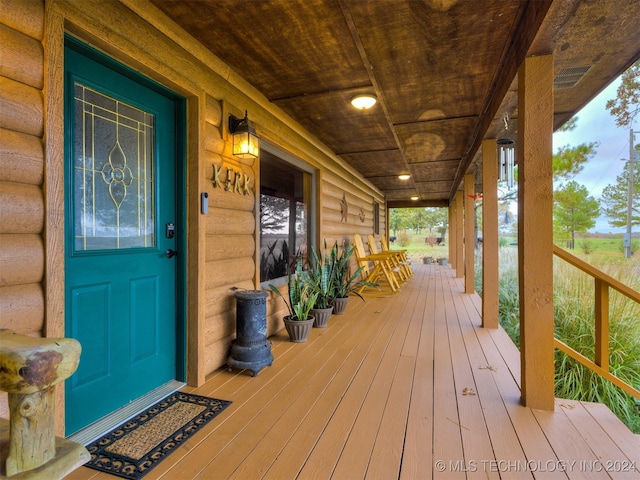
[0,0,386,431]
[0,0,46,420]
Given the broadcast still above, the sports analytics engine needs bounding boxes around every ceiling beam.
[393,114,479,127]
[338,0,416,195]
[449,0,553,202]
[337,147,400,156]
[388,199,449,209]
[270,84,373,103]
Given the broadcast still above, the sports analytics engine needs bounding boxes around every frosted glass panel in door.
[73,83,155,251]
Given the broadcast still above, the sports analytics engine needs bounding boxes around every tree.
[557,116,578,132]
[601,159,640,228]
[605,60,640,127]
[260,194,290,232]
[436,208,448,234]
[389,207,448,239]
[552,116,599,180]
[550,119,599,249]
[423,208,440,235]
[552,115,599,180]
[553,181,600,249]
[389,208,422,233]
[406,208,427,234]
[498,116,597,204]
[553,142,599,180]
[389,208,412,235]
[423,207,448,237]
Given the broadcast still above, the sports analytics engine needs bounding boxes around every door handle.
[165,249,178,258]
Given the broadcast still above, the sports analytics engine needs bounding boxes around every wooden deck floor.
[68,263,640,480]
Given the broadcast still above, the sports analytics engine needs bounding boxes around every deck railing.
[552,244,640,401]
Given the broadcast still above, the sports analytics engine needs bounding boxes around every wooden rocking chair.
[353,234,400,295]
[380,234,412,278]
[367,234,408,283]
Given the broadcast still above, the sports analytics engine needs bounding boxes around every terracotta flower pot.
[283,315,314,342]
[311,306,333,328]
[332,297,349,315]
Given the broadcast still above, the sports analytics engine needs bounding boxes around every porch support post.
[454,190,464,278]
[482,139,499,328]
[518,54,555,410]
[464,173,475,293]
[448,204,456,268]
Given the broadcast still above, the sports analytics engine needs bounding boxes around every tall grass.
[497,249,521,348]
[553,259,640,433]
[494,247,640,433]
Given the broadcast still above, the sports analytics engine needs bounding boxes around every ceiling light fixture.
[411,195,419,201]
[350,94,377,110]
[229,110,260,159]
[398,174,411,181]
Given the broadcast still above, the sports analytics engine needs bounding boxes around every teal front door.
[64,39,184,435]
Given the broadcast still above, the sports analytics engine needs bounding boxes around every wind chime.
[497,138,516,191]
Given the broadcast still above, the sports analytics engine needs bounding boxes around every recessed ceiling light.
[350,94,377,110]
[398,174,411,181]
[411,196,419,201]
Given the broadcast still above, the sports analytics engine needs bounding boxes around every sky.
[552,76,636,233]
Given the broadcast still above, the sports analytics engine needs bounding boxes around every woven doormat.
[84,392,231,479]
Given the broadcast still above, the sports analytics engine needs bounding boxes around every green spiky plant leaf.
[268,256,318,321]
[305,241,337,309]
[332,240,378,299]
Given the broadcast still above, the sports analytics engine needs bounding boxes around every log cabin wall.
[0,0,386,421]
[0,0,46,419]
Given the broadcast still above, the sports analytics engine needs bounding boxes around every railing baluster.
[593,278,609,371]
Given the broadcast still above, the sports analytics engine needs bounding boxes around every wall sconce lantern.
[229,110,260,159]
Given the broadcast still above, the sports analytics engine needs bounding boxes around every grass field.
[389,231,638,265]
[388,231,450,262]
[567,236,640,257]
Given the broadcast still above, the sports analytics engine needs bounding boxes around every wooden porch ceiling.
[151,0,640,207]
[68,264,640,479]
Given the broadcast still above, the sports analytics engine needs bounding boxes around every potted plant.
[331,241,377,315]
[305,244,336,328]
[268,258,318,342]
